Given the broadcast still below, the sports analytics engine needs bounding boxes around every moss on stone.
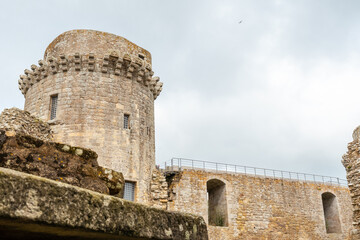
[0,167,208,239]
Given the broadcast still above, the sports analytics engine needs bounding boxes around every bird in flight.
[238,20,242,24]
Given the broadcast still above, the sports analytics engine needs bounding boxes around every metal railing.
[164,157,348,187]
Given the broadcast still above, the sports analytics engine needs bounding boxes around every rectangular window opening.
[50,94,58,120]
[124,181,135,201]
[124,114,130,129]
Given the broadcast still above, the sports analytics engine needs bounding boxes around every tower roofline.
[18,30,162,99]
[44,29,152,64]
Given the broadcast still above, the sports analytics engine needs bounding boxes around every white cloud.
[1,0,360,179]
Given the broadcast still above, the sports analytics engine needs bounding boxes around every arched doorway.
[322,192,342,233]
[207,179,228,226]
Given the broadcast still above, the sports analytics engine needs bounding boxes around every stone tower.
[18,30,163,203]
[342,126,360,239]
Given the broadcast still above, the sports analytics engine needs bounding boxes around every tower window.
[124,181,135,201]
[138,53,145,60]
[50,94,58,120]
[124,114,130,129]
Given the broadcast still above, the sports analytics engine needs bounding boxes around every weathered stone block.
[0,167,208,240]
[0,108,53,141]
[0,130,124,197]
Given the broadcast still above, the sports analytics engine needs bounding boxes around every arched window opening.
[207,179,228,227]
[322,192,342,233]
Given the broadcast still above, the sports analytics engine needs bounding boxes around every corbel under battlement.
[18,53,163,100]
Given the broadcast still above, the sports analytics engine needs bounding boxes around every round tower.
[18,30,163,204]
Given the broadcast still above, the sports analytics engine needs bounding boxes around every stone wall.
[150,168,169,209]
[0,108,52,141]
[167,169,353,240]
[0,167,208,240]
[342,126,360,239]
[20,30,163,204]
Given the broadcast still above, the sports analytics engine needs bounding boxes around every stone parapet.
[18,52,163,99]
[44,30,152,64]
[0,167,208,240]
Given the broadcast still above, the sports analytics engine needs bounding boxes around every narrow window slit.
[50,94,58,120]
[124,114,130,129]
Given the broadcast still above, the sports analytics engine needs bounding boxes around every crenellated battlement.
[22,30,163,204]
[19,52,163,99]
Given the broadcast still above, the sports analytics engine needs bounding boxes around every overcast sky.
[0,0,359,179]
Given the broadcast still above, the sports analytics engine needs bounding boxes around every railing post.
[264,169,266,177]
[304,174,306,181]
[226,164,227,173]
[235,165,237,173]
[322,176,324,184]
[192,160,194,169]
[254,168,256,176]
[203,161,205,170]
[244,166,247,175]
[165,161,167,170]
[179,158,182,170]
[337,178,340,186]
[281,171,283,179]
[216,163,218,172]
[297,173,299,180]
[313,174,316,182]
[273,170,275,178]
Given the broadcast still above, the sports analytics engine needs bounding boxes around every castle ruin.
[9,29,356,239]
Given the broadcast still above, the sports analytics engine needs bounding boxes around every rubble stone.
[0,107,52,141]
[342,126,360,239]
[0,129,124,198]
[150,168,169,209]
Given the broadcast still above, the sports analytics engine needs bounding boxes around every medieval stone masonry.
[342,126,360,240]
[20,30,162,204]
[8,29,355,239]
[167,169,352,240]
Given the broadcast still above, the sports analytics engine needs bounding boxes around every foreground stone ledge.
[0,167,208,240]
